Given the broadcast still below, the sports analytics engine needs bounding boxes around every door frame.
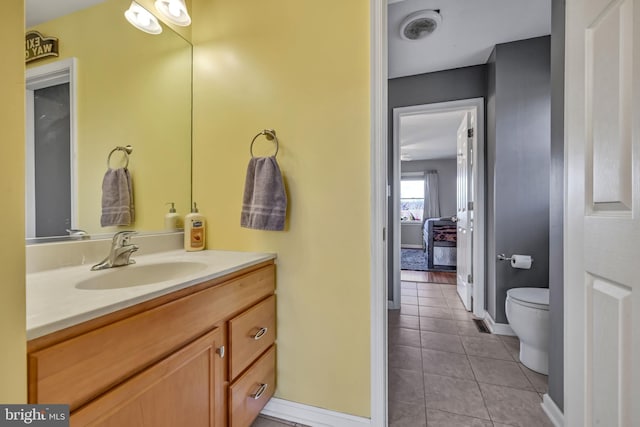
[390,99,485,317]
[25,57,78,238]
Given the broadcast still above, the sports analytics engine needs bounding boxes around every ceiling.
[393,0,550,162]
[26,0,106,27]
[400,110,466,161]
[388,0,551,79]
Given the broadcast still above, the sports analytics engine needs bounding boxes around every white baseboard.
[483,312,516,336]
[541,394,564,427]
[261,397,371,427]
[401,244,422,249]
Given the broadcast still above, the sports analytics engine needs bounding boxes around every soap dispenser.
[184,202,205,251]
[165,202,180,231]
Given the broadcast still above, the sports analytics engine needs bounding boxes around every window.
[401,178,424,222]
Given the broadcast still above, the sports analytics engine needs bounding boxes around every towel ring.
[107,145,133,169]
[250,129,279,158]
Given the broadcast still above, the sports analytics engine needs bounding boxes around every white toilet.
[505,287,549,375]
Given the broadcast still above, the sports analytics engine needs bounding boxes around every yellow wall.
[192,0,371,417]
[28,0,191,234]
[0,0,26,402]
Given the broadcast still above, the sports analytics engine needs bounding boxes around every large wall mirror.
[25,0,192,243]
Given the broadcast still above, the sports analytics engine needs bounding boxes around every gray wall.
[548,0,565,411]
[402,159,457,217]
[486,36,551,323]
[388,65,487,299]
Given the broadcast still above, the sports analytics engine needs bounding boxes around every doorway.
[391,98,485,318]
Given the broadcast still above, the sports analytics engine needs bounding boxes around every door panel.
[565,0,639,424]
[456,112,472,310]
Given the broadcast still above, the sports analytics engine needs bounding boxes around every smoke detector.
[400,10,442,41]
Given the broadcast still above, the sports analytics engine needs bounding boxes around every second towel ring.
[250,129,279,158]
[107,145,133,169]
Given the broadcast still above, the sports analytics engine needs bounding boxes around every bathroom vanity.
[26,249,276,427]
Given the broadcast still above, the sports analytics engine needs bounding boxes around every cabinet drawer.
[229,346,276,427]
[229,295,276,379]
[29,265,274,411]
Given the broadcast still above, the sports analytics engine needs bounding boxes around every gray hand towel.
[241,157,287,231]
[101,168,134,227]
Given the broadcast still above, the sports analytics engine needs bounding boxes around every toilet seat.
[507,287,549,310]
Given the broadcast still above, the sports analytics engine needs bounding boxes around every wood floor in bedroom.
[401,270,456,285]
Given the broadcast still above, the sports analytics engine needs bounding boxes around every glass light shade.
[154,0,191,26]
[125,1,163,35]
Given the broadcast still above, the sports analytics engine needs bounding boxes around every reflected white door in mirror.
[25,58,77,239]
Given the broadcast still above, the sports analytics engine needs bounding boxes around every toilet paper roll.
[511,255,532,269]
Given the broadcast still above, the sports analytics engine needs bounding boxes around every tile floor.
[388,278,552,427]
[251,272,552,427]
[251,415,307,427]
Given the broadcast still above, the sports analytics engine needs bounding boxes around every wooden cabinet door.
[70,328,225,427]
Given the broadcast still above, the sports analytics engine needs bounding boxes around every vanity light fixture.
[124,1,163,35]
[154,0,192,26]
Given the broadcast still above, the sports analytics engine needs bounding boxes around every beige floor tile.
[424,373,490,420]
[456,321,486,337]
[402,281,418,289]
[426,409,493,426]
[461,336,513,361]
[480,383,553,427]
[389,367,426,404]
[389,399,427,427]
[518,363,549,394]
[468,356,533,390]
[400,304,420,316]
[402,288,419,296]
[440,287,459,297]
[451,309,473,320]
[251,416,297,426]
[390,327,422,348]
[499,335,521,361]
[419,297,449,308]
[418,289,444,298]
[389,344,423,372]
[446,297,467,310]
[420,317,459,334]
[402,295,419,305]
[421,331,465,354]
[419,306,454,319]
[389,313,420,330]
[422,349,475,380]
[417,282,443,291]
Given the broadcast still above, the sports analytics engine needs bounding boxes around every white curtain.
[423,171,440,220]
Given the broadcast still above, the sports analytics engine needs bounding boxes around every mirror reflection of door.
[26,59,76,238]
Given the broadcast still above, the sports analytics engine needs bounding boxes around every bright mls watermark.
[0,405,68,426]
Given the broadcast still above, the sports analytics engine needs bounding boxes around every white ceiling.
[26,0,106,27]
[394,0,550,162]
[388,0,551,78]
[400,110,466,161]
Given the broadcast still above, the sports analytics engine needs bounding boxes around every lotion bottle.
[184,202,205,251]
[164,202,180,231]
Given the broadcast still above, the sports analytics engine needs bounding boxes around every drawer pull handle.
[253,327,268,340]
[216,346,225,358]
[252,383,268,400]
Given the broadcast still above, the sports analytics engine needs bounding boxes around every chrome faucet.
[91,231,139,271]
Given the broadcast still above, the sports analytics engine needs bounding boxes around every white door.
[456,112,472,310]
[565,0,640,425]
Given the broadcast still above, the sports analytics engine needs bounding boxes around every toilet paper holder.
[497,253,534,262]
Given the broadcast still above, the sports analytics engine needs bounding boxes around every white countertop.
[27,250,276,340]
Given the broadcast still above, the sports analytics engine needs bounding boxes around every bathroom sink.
[75,261,209,290]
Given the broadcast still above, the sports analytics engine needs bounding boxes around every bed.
[423,218,457,271]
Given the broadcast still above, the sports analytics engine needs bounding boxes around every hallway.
[388,277,552,426]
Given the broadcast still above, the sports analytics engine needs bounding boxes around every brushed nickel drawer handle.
[216,346,225,358]
[253,327,268,340]
[252,383,268,400]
